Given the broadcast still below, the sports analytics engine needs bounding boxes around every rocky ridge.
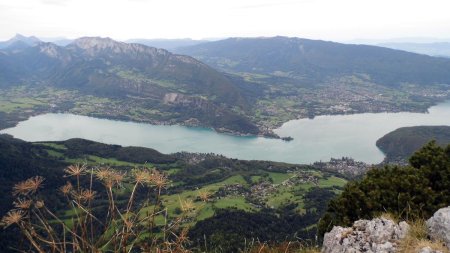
[322,218,409,253]
[427,207,450,250]
[322,207,450,253]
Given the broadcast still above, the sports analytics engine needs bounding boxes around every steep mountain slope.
[0,37,259,134]
[176,36,450,86]
[1,37,245,106]
[175,36,450,129]
[376,126,450,162]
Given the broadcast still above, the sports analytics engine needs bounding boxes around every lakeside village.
[178,153,371,209]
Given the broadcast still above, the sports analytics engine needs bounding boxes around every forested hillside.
[176,36,450,86]
[0,134,348,252]
[376,126,450,162]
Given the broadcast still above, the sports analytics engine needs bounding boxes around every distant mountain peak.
[68,37,171,57]
[12,33,26,39]
[11,33,41,43]
[70,37,123,50]
[0,34,42,49]
[11,33,41,41]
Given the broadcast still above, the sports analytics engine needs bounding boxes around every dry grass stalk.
[398,219,450,253]
[378,212,400,223]
[14,199,33,209]
[1,165,192,253]
[243,241,321,253]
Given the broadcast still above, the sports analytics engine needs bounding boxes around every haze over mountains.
[345,37,450,57]
[377,42,450,58]
[1,33,450,253]
[125,38,208,50]
[175,36,450,86]
[1,34,450,136]
[0,34,41,49]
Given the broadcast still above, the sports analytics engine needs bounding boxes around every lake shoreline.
[3,100,450,164]
[1,99,445,140]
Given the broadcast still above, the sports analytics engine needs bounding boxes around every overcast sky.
[1,0,450,42]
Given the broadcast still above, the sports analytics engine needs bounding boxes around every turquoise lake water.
[2,101,450,164]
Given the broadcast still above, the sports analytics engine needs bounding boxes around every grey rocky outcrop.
[426,206,450,250]
[418,246,443,253]
[321,218,409,253]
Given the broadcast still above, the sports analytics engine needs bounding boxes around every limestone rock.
[426,206,450,250]
[322,218,410,253]
[418,246,443,253]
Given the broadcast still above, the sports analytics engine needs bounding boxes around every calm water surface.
[2,101,450,164]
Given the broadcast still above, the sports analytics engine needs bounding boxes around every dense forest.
[376,125,450,163]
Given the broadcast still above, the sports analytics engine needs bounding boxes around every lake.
[2,101,450,164]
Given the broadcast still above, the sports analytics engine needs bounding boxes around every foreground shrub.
[318,141,450,236]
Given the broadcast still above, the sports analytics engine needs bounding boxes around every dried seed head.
[111,171,125,186]
[132,169,152,185]
[13,176,45,196]
[198,190,210,202]
[79,189,96,202]
[96,168,124,188]
[151,170,168,189]
[180,199,195,213]
[1,210,24,228]
[12,181,30,196]
[35,200,45,209]
[64,164,87,177]
[13,199,32,209]
[96,168,114,187]
[28,176,44,193]
[96,167,112,181]
[60,182,73,195]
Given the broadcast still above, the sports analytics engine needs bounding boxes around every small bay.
[2,101,450,164]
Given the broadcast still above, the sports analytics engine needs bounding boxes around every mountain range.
[1,35,450,136]
[175,36,450,86]
[1,37,240,102]
[0,36,261,134]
